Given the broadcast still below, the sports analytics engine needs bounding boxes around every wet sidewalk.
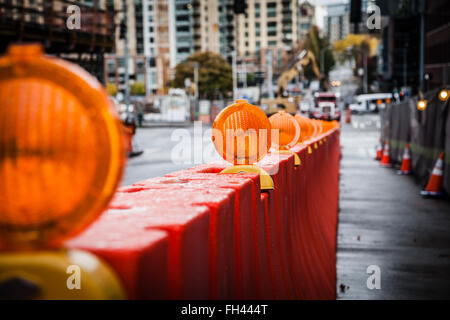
[337,114,450,299]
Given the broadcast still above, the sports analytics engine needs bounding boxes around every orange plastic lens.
[417,100,427,110]
[311,119,323,136]
[212,100,271,164]
[0,44,125,250]
[438,89,448,101]
[294,114,314,142]
[269,111,300,149]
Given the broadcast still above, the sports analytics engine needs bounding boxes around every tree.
[130,82,146,96]
[106,83,118,96]
[304,25,335,83]
[169,51,232,99]
[333,34,380,92]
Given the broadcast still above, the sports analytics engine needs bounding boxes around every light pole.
[231,51,237,100]
[320,44,333,89]
[267,50,274,98]
[122,0,130,109]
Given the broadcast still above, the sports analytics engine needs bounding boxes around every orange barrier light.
[294,114,314,142]
[438,89,448,101]
[0,44,126,250]
[212,99,271,165]
[417,99,427,111]
[268,111,300,149]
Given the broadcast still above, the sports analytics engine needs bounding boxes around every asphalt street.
[337,114,450,299]
[121,123,221,186]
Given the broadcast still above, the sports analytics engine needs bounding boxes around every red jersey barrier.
[66,126,341,300]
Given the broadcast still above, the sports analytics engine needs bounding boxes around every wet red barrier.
[66,125,341,299]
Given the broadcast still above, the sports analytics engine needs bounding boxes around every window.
[267,2,276,18]
[177,26,189,32]
[149,37,154,43]
[268,41,277,46]
[177,15,189,21]
[149,26,154,33]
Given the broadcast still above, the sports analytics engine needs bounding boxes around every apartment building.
[169,0,221,67]
[324,2,350,44]
[298,1,315,38]
[0,0,116,81]
[235,0,301,57]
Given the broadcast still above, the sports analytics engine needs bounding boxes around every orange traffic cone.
[420,152,445,196]
[345,108,351,124]
[375,139,383,161]
[380,141,391,167]
[397,143,412,175]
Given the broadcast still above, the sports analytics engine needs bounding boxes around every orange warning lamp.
[212,99,271,165]
[438,89,449,101]
[268,111,301,165]
[294,114,313,142]
[0,44,126,251]
[213,100,274,189]
[268,111,300,149]
[417,99,427,111]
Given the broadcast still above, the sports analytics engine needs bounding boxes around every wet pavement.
[122,123,220,186]
[337,114,450,299]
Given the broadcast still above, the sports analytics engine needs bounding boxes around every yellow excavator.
[261,49,323,116]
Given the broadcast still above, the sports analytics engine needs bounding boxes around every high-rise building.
[0,0,116,82]
[235,0,301,57]
[324,2,350,44]
[144,0,170,95]
[169,0,221,67]
[218,0,236,62]
[298,1,315,38]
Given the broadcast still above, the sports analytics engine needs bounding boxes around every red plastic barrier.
[66,126,340,299]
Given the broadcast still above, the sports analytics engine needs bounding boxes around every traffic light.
[350,0,362,23]
[119,19,127,39]
[233,0,247,14]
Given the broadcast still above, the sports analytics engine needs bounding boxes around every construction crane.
[261,49,325,115]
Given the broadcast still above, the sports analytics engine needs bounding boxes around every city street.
[338,114,450,299]
[122,124,221,186]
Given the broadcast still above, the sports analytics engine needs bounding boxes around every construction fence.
[381,88,450,194]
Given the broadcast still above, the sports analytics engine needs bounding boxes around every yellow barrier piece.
[273,150,301,166]
[0,249,125,300]
[308,146,313,154]
[220,165,274,190]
